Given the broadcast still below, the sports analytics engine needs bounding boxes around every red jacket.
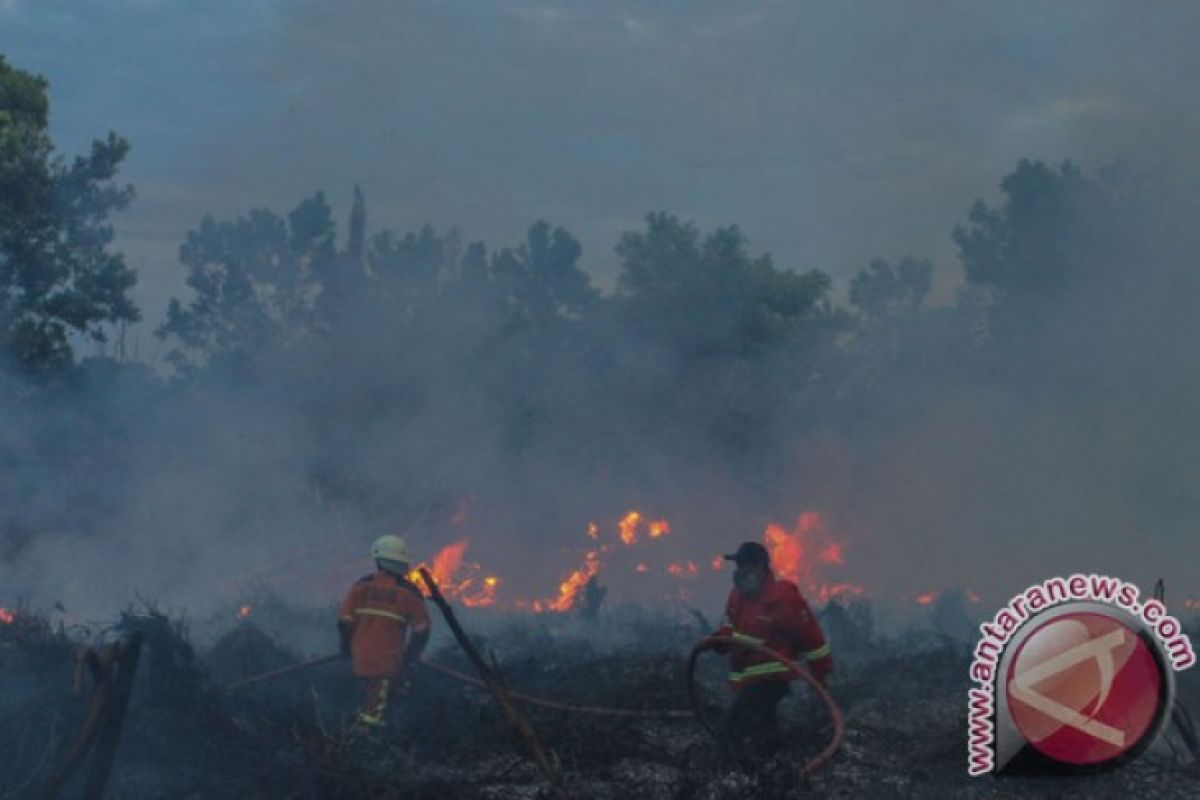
[715,571,832,687]
[338,570,431,678]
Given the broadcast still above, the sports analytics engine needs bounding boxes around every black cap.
[724,541,770,567]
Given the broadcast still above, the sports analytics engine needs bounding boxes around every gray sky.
[4,0,1198,345]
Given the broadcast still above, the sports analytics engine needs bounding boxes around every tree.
[0,56,139,373]
[616,212,831,358]
[159,192,337,371]
[368,223,446,311]
[953,159,1122,351]
[849,257,932,320]
[492,221,598,327]
[840,255,969,419]
[314,185,368,326]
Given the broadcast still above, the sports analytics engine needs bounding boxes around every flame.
[460,575,501,607]
[429,540,468,587]
[915,591,936,606]
[817,583,866,603]
[818,542,843,565]
[238,605,252,619]
[0,608,13,624]
[618,512,642,545]
[762,512,864,603]
[408,539,499,607]
[614,511,671,546]
[540,550,602,612]
[764,523,803,584]
[711,554,724,571]
[667,560,699,577]
[524,510,672,612]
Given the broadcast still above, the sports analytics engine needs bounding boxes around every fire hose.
[224,638,845,777]
[226,653,691,718]
[418,659,693,719]
[687,636,845,777]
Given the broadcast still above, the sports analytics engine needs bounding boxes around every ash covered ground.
[3,595,1197,800]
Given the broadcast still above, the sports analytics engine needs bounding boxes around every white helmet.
[371,534,410,563]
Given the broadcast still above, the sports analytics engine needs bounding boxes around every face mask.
[734,567,764,595]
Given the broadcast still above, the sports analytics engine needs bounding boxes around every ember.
[238,605,252,619]
[0,607,13,624]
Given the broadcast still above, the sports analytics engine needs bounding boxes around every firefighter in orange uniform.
[713,541,833,757]
[338,535,431,728]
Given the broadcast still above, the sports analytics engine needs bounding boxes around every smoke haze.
[2,2,1200,621]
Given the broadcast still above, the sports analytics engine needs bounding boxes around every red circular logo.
[1005,611,1163,766]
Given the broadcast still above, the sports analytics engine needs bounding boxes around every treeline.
[3,54,1191,564]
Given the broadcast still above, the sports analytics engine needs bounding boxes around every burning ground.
[0,510,1196,798]
[3,591,1200,799]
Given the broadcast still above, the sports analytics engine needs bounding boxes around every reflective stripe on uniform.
[805,643,831,661]
[729,661,792,682]
[730,630,765,645]
[354,608,407,623]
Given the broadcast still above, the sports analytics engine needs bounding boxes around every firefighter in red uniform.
[713,541,833,757]
[338,535,431,728]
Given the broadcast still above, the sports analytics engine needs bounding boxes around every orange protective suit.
[338,570,431,726]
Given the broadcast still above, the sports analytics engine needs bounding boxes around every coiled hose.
[686,635,845,776]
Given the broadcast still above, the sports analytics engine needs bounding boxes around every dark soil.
[2,604,1197,799]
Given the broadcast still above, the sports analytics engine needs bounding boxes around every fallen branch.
[418,566,570,800]
[82,633,142,800]
[38,633,143,800]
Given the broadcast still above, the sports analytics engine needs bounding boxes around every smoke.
[3,2,1200,622]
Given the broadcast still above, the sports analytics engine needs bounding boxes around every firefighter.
[338,534,431,728]
[712,541,833,758]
